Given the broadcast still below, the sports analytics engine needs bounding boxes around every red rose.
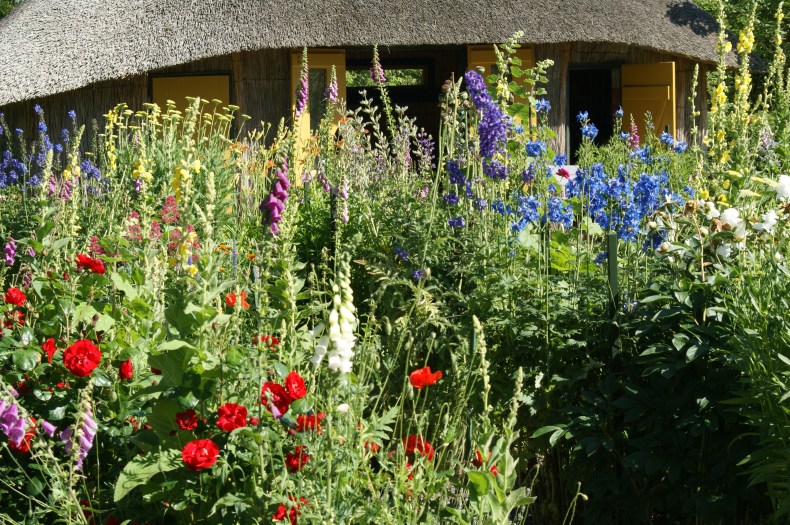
[41,338,56,363]
[75,253,106,275]
[63,340,102,377]
[261,382,291,418]
[3,309,24,330]
[403,435,435,461]
[295,413,325,433]
[176,409,198,431]
[216,403,248,432]
[557,167,571,180]
[285,446,310,473]
[119,359,133,380]
[249,416,260,426]
[181,439,219,471]
[4,287,26,306]
[284,371,306,400]
[409,366,442,390]
[225,291,250,309]
[9,417,36,454]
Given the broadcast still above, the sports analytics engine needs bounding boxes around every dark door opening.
[568,68,615,163]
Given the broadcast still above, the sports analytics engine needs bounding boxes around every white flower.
[704,201,720,220]
[310,335,330,368]
[336,403,350,413]
[777,175,790,201]
[720,208,742,228]
[716,243,733,258]
[754,210,780,233]
[775,252,785,263]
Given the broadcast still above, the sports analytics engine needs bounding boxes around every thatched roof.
[0,0,729,106]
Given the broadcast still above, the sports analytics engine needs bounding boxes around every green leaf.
[531,425,564,439]
[111,272,138,300]
[113,448,182,502]
[13,348,40,371]
[158,340,195,352]
[92,369,114,388]
[466,470,490,501]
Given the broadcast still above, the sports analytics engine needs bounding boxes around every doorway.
[568,68,616,163]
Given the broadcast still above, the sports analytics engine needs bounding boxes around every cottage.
[0,0,731,159]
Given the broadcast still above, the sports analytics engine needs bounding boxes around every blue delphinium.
[576,111,589,122]
[521,163,536,183]
[594,252,608,265]
[615,106,624,119]
[80,160,101,180]
[534,98,551,113]
[546,196,574,228]
[446,160,465,185]
[448,217,466,228]
[67,110,77,121]
[581,123,599,141]
[444,193,459,205]
[394,247,409,262]
[553,154,567,167]
[673,141,688,154]
[475,198,487,211]
[619,131,630,141]
[659,131,674,146]
[483,158,508,180]
[525,140,546,158]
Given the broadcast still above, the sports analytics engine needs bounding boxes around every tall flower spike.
[326,253,357,373]
[370,46,386,85]
[325,66,338,102]
[295,48,309,118]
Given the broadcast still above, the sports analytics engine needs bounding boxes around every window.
[346,68,426,88]
[150,74,231,111]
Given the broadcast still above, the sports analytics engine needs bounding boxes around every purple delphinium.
[444,193,460,205]
[60,409,98,471]
[412,269,425,281]
[448,217,466,228]
[464,70,510,159]
[483,158,508,180]
[259,156,290,235]
[3,237,16,266]
[394,247,409,262]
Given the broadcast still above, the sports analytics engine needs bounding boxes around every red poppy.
[9,417,36,454]
[224,291,250,309]
[75,253,106,274]
[252,334,279,349]
[119,359,133,381]
[403,435,435,461]
[41,338,56,363]
[473,449,498,476]
[364,441,381,453]
[216,403,248,432]
[272,496,308,524]
[409,366,442,390]
[284,371,307,400]
[4,287,26,306]
[181,439,219,471]
[295,413,325,433]
[285,446,310,473]
[261,382,292,417]
[176,409,198,431]
[63,340,102,377]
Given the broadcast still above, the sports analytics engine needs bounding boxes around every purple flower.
[412,269,425,281]
[61,410,98,471]
[394,247,409,262]
[40,420,57,438]
[325,68,338,102]
[370,47,386,84]
[448,217,466,228]
[483,158,508,180]
[444,193,459,205]
[0,398,27,447]
[4,237,16,266]
[295,50,309,118]
[260,156,290,235]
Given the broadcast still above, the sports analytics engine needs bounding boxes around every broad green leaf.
[111,272,138,300]
[113,448,181,502]
[13,348,40,371]
[466,470,490,501]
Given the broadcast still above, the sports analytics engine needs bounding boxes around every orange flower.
[225,291,250,309]
[409,366,442,390]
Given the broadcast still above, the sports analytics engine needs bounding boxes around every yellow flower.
[168,257,178,268]
[185,265,199,277]
[700,189,710,200]
[722,179,731,190]
[719,150,731,164]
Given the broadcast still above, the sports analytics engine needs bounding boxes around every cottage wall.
[536,42,710,156]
